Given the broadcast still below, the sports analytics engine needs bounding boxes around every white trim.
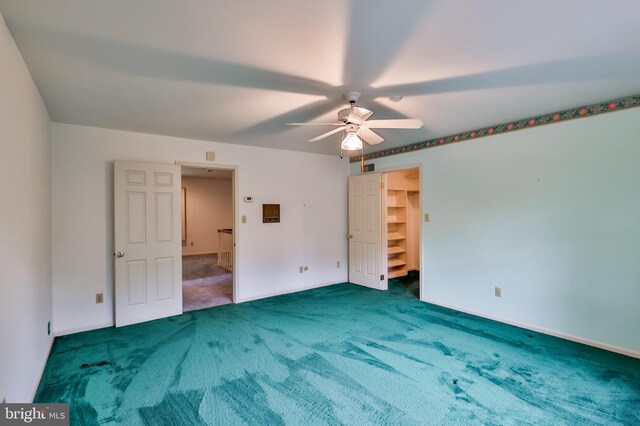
[378,164,423,295]
[176,161,237,171]
[54,321,114,337]
[376,163,423,174]
[56,283,343,333]
[236,281,344,304]
[177,161,239,305]
[424,298,640,359]
[182,251,217,257]
[29,336,54,402]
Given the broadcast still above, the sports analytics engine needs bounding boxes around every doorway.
[384,167,421,299]
[181,166,234,312]
[348,166,421,299]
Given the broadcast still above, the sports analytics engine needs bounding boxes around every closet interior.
[385,168,420,279]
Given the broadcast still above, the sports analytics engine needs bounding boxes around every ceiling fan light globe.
[341,132,363,151]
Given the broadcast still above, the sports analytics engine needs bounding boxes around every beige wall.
[0,13,53,402]
[182,176,233,256]
[51,123,348,333]
[353,107,640,355]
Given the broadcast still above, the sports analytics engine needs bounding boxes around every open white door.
[348,173,386,290]
[114,161,182,327]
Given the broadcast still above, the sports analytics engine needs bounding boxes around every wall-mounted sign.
[262,204,280,223]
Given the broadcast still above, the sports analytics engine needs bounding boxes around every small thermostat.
[244,196,254,203]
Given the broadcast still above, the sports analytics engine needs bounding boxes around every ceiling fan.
[288,92,423,152]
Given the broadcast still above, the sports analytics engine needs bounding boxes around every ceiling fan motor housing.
[345,123,359,133]
[338,107,374,124]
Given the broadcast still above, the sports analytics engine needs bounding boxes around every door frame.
[377,164,423,299]
[176,161,239,304]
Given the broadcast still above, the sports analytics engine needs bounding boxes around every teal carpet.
[36,282,640,425]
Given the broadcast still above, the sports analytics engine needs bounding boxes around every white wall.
[352,108,640,355]
[182,176,233,256]
[0,13,53,402]
[52,123,349,334]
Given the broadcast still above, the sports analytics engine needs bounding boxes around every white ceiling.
[2,0,640,156]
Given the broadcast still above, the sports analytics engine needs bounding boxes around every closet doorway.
[181,166,234,312]
[384,168,421,298]
[348,167,421,298]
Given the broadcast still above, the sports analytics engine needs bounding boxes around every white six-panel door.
[114,161,182,327]
[348,173,385,290]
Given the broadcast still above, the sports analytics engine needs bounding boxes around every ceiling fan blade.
[287,122,343,126]
[365,119,423,129]
[347,107,373,124]
[309,126,345,142]
[358,127,384,145]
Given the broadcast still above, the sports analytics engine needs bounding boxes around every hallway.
[182,254,232,312]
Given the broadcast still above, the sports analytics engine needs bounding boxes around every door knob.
[348,235,353,239]
[115,251,125,258]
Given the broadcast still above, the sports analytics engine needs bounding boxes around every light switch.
[206,151,215,161]
[424,213,430,222]
[241,215,247,224]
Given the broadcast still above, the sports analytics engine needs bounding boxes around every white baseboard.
[423,298,640,359]
[29,335,54,402]
[236,281,345,304]
[54,321,113,337]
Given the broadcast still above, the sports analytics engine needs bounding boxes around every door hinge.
[379,182,384,189]
[380,274,385,281]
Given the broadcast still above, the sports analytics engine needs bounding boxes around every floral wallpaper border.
[350,94,640,163]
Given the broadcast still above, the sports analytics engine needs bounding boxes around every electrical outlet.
[336,261,340,268]
[495,287,502,297]
[242,215,247,224]
[96,293,104,304]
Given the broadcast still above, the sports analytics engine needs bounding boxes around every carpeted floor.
[36,282,640,425]
[183,254,232,312]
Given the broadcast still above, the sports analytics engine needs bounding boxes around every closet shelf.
[388,259,407,268]
[387,246,406,255]
[387,219,406,224]
[388,269,408,279]
[387,232,405,241]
